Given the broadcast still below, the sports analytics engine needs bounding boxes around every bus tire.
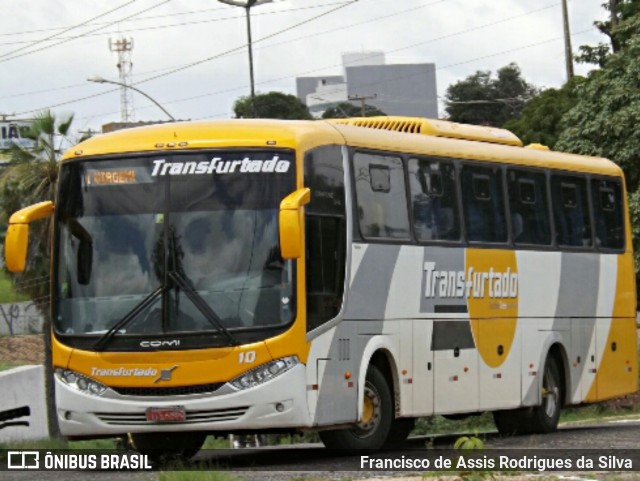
[129,431,206,464]
[493,354,563,436]
[319,364,393,450]
[384,417,415,447]
[528,354,563,434]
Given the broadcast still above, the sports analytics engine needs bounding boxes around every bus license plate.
[146,406,186,422]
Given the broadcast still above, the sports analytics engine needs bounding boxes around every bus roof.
[61,119,344,161]
[63,117,622,178]
[329,117,622,178]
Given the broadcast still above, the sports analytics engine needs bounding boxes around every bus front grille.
[111,383,224,397]
[94,406,249,426]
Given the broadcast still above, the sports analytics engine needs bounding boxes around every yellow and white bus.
[5,116,637,456]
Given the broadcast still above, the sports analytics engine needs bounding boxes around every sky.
[0,0,611,136]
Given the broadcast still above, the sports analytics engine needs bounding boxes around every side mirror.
[279,188,311,259]
[5,201,55,273]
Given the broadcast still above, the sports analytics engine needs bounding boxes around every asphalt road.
[3,417,640,481]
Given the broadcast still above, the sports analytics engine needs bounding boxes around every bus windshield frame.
[52,149,297,352]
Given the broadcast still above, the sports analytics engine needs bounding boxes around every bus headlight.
[229,356,299,390]
[55,368,108,397]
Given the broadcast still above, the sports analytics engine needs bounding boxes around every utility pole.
[561,0,574,81]
[609,0,621,52]
[109,37,135,122]
[78,128,98,139]
[348,93,377,117]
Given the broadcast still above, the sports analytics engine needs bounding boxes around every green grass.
[0,435,228,453]
[561,402,640,424]
[0,360,29,371]
[0,438,119,451]
[0,438,70,451]
[414,413,496,437]
[202,436,231,449]
[69,438,120,449]
[0,270,30,303]
[411,400,640,440]
[157,471,242,481]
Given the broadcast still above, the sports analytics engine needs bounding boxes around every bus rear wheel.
[319,364,393,450]
[129,431,206,464]
[528,354,563,433]
[493,354,563,436]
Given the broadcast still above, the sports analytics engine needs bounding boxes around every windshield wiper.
[93,286,166,351]
[92,272,239,350]
[168,271,239,346]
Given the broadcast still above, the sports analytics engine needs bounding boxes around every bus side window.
[591,178,624,250]
[460,165,507,243]
[408,158,460,242]
[353,152,410,240]
[507,169,551,246]
[304,146,347,331]
[551,175,592,248]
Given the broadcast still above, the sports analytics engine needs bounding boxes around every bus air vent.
[111,382,224,397]
[328,116,523,147]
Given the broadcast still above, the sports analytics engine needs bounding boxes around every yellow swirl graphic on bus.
[466,249,518,368]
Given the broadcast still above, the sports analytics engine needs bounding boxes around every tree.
[556,37,640,191]
[0,109,77,439]
[1,110,75,303]
[555,32,640,285]
[233,91,313,120]
[444,63,538,127]
[321,102,386,119]
[576,0,640,66]
[503,76,585,149]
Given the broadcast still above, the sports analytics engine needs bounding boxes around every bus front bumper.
[56,364,312,437]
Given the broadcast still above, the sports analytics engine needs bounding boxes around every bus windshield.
[54,150,296,348]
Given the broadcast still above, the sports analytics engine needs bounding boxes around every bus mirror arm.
[279,188,311,260]
[5,201,55,273]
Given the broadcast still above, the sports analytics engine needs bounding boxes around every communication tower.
[109,37,135,122]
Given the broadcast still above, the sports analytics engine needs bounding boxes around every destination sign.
[85,169,137,186]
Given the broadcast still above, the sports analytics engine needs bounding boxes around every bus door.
[411,320,434,415]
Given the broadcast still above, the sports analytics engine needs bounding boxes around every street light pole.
[87,75,176,121]
[218,0,274,118]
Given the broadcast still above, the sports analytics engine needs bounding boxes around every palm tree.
[2,110,75,306]
[1,109,77,439]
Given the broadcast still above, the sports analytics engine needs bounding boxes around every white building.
[296,52,437,118]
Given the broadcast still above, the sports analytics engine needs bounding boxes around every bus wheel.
[528,355,563,433]
[493,355,563,436]
[129,431,206,464]
[319,365,393,450]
